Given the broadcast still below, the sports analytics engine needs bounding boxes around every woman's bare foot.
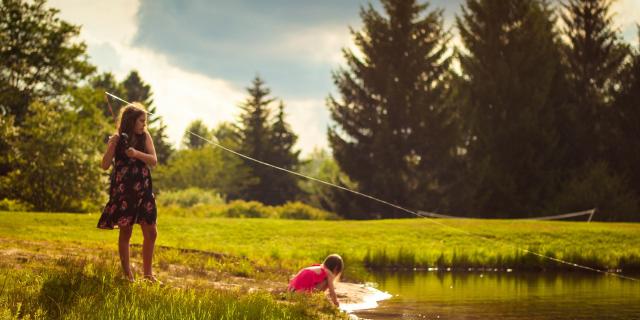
[123,272,135,283]
[143,274,162,285]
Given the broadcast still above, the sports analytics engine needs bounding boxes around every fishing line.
[104,91,639,282]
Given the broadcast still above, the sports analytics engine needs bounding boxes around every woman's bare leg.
[141,222,158,280]
[118,225,134,281]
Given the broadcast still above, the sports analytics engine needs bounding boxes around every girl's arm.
[127,131,157,167]
[326,273,340,307]
[101,134,119,170]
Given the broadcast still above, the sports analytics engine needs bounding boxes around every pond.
[352,271,640,319]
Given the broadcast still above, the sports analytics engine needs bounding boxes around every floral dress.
[97,139,157,229]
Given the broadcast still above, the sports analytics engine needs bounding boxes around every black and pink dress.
[97,137,157,229]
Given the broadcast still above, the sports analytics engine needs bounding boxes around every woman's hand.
[125,147,138,158]
[102,134,119,170]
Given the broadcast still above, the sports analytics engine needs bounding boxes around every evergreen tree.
[236,76,274,204]
[266,101,302,204]
[456,0,568,216]
[609,28,640,220]
[328,0,457,218]
[211,122,259,200]
[236,76,302,205]
[90,72,125,122]
[122,71,174,164]
[560,0,628,163]
[182,119,211,149]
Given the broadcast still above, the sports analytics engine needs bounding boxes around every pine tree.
[328,0,457,218]
[236,76,276,204]
[122,71,174,164]
[182,119,211,149]
[211,122,258,200]
[560,0,629,163]
[610,28,640,218]
[91,72,125,122]
[266,101,302,204]
[456,0,568,216]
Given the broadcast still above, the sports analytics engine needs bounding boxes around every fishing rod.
[104,94,129,149]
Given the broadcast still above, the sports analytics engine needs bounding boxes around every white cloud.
[610,0,640,43]
[277,25,352,66]
[48,0,332,156]
[611,0,640,27]
[283,98,331,155]
[49,0,139,45]
[50,0,328,154]
[115,47,245,147]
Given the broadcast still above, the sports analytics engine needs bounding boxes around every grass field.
[1,211,639,319]
[2,211,639,272]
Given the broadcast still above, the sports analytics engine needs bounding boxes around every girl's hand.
[125,147,138,158]
[108,134,120,148]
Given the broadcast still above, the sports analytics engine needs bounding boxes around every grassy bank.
[1,211,639,273]
[0,257,340,319]
[2,211,639,318]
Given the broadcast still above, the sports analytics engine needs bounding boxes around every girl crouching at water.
[97,103,159,283]
[288,254,343,307]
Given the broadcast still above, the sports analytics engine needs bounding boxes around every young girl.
[97,103,159,283]
[288,254,344,307]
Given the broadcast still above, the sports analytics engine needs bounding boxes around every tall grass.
[362,246,632,272]
[0,258,344,320]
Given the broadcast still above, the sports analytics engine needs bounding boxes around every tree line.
[1,0,639,221]
[327,0,640,220]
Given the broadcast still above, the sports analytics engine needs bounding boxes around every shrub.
[275,202,340,220]
[0,198,34,212]
[222,200,275,218]
[156,188,224,208]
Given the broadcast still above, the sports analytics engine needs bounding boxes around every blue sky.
[131,0,460,97]
[50,0,639,155]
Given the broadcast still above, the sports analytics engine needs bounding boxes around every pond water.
[352,271,640,319]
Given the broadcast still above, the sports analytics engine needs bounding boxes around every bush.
[158,204,224,218]
[157,197,341,220]
[0,198,34,212]
[275,202,340,220]
[1,102,104,213]
[156,188,225,207]
[222,200,275,218]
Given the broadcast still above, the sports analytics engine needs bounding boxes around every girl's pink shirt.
[288,264,328,292]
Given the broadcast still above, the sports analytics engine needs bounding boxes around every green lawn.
[1,211,639,319]
[2,211,639,273]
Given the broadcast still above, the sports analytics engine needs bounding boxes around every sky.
[49,0,640,156]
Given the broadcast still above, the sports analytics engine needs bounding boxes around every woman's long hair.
[117,102,147,152]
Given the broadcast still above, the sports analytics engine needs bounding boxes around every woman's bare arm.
[101,134,119,170]
[127,131,157,167]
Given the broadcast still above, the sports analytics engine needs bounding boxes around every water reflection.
[354,271,640,319]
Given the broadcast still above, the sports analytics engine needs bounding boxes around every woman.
[97,103,159,283]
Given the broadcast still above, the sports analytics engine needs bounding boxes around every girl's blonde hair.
[117,102,147,151]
